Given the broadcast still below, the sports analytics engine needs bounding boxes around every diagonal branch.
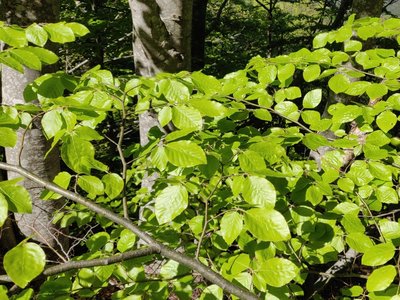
[0,162,259,300]
[0,247,158,283]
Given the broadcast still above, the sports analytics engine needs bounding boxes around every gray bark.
[1,0,65,252]
[2,67,64,249]
[129,0,193,77]
[129,0,193,188]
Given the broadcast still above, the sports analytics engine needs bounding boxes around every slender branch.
[196,177,223,259]
[44,247,157,276]
[0,162,259,300]
[118,96,129,219]
[0,247,158,283]
[240,99,315,134]
[67,59,90,74]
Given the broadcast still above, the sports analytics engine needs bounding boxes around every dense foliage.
[2,15,400,299]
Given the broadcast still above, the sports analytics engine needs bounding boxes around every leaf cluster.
[2,15,400,299]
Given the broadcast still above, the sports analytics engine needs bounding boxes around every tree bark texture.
[1,67,64,248]
[1,0,65,250]
[129,0,193,77]
[129,0,194,149]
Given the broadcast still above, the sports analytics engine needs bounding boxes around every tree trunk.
[129,0,192,77]
[129,0,194,189]
[1,0,66,253]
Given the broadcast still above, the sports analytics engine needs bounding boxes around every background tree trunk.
[129,0,194,189]
[1,0,66,254]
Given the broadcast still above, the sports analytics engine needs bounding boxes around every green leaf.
[171,105,202,130]
[303,89,322,109]
[117,229,136,253]
[190,99,227,117]
[379,219,400,240]
[303,133,330,150]
[77,175,104,197]
[366,130,391,147]
[0,26,27,47]
[284,87,301,100]
[44,23,75,43]
[102,173,124,200]
[301,110,320,125]
[219,211,243,245]
[337,178,355,193]
[313,32,328,48]
[376,110,397,133]
[42,110,63,139]
[65,22,90,37]
[0,128,17,147]
[0,193,8,227]
[0,53,24,73]
[0,183,31,213]
[41,171,71,200]
[242,176,276,208]
[303,65,321,82]
[159,79,190,103]
[362,243,395,266]
[192,72,221,95]
[61,135,108,174]
[278,63,295,83]
[160,260,189,280]
[376,185,398,204]
[25,47,58,65]
[155,185,188,224]
[366,265,396,292]
[258,65,277,85]
[344,81,370,96]
[188,215,204,235]
[244,208,290,242]
[274,101,299,121]
[346,232,373,253]
[151,146,168,171]
[306,185,323,206]
[77,268,95,288]
[366,83,388,100]
[255,258,299,287]
[239,150,267,175]
[341,213,365,233]
[10,49,42,71]
[4,242,46,288]
[200,284,223,300]
[346,161,374,186]
[164,141,206,167]
[344,40,362,52]
[25,23,48,47]
[253,109,272,121]
[368,162,392,181]
[328,74,351,94]
[86,232,110,251]
[73,126,103,141]
[158,106,172,127]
